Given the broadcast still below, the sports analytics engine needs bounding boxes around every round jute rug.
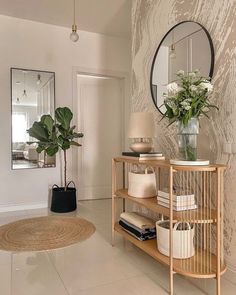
[0,216,96,252]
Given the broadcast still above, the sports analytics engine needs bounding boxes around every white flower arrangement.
[162,70,218,126]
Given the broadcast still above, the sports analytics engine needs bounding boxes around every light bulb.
[22,89,27,98]
[36,74,42,85]
[70,31,79,42]
[70,24,79,42]
[169,50,176,59]
[169,44,176,59]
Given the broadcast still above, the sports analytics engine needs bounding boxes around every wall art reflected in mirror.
[11,68,55,169]
[150,21,214,114]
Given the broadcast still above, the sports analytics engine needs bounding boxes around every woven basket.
[156,220,195,259]
[128,167,157,198]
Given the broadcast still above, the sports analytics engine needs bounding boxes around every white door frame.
[71,66,130,194]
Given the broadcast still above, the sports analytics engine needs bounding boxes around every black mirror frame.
[10,67,56,170]
[150,20,215,114]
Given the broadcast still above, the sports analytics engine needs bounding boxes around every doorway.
[76,74,124,200]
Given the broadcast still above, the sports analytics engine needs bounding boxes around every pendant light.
[22,71,28,99]
[36,74,42,85]
[70,0,79,42]
[169,30,176,59]
[22,89,27,98]
[16,81,21,104]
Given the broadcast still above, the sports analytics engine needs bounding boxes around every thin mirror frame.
[10,67,56,170]
[150,21,215,114]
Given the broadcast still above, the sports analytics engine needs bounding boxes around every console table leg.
[111,159,117,246]
[216,168,222,295]
[169,166,174,295]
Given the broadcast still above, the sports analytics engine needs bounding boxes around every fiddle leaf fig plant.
[27,107,83,191]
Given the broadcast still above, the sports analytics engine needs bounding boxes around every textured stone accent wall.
[131,0,236,271]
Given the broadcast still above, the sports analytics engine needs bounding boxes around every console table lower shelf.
[114,223,226,279]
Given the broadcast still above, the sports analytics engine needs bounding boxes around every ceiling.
[0,0,131,39]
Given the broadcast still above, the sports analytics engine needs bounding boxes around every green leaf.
[69,125,76,132]
[55,107,73,130]
[67,132,84,140]
[61,140,70,150]
[207,104,219,110]
[41,115,54,134]
[73,132,84,138]
[70,141,82,147]
[57,124,67,137]
[46,144,59,156]
[27,121,49,142]
[57,135,64,146]
[36,146,45,153]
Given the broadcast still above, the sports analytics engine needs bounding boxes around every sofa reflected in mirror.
[11,68,56,169]
[12,142,55,169]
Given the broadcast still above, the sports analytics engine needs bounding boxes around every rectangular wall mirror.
[11,68,55,169]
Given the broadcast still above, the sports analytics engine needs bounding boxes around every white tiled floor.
[0,199,235,295]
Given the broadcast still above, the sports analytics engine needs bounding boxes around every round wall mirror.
[150,21,214,114]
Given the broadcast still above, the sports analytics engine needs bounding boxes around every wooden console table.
[112,156,226,295]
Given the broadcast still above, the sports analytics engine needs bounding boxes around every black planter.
[51,183,77,213]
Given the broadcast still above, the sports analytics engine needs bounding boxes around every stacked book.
[119,212,156,241]
[122,152,165,161]
[157,189,197,211]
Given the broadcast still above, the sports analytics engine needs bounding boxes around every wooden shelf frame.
[112,157,226,295]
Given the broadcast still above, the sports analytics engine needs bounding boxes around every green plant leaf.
[36,145,45,153]
[46,144,59,156]
[41,115,54,134]
[61,140,70,150]
[55,107,73,130]
[27,121,49,142]
[69,125,76,132]
[70,141,82,147]
[73,132,84,138]
[57,135,64,146]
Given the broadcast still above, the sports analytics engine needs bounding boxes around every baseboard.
[78,195,111,201]
[78,197,112,202]
[0,202,48,213]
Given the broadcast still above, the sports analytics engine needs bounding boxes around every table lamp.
[128,112,155,153]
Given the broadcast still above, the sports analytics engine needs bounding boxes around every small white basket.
[156,220,195,259]
[128,167,157,198]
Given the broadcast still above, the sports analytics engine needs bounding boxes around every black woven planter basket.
[51,182,77,213]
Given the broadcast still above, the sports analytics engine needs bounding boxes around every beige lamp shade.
[128,112,155,138]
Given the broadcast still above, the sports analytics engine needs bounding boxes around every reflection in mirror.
[11,68,55,169]
[150,21,214,114]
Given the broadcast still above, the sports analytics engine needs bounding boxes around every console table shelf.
[112,157,226,295]
[116,189,217,224]
[115,223,226,279]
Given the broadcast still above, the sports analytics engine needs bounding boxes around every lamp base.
[130,142,152,153]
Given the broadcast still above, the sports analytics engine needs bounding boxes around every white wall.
[0,14,131,210]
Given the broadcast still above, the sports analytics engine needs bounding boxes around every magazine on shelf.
[157,196,195,206]
[139,156,165,161]
[158,201,198,211]
[139,153,163,157]
[157,190,195,202]
[122,152,163,157]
